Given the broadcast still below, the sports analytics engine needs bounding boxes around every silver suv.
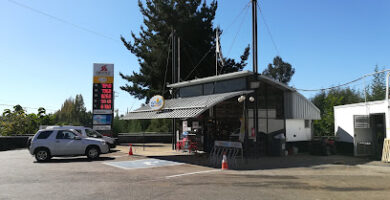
[45,126,116,148]
[29,129,109,162]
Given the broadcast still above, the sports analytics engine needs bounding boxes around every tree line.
[0,94,171,136]
[0,94,90,136]
[311,66,386,136]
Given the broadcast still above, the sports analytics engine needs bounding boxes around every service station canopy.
[121,90,254,120]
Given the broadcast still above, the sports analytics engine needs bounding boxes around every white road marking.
[103,162,132,170]
[103,159,183,170]
[164,169,221,179]
[113,155,126,158]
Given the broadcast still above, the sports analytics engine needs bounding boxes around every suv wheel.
[86,146,100,159]
[35,149,50,162]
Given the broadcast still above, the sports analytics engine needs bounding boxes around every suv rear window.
[37,131,53,139]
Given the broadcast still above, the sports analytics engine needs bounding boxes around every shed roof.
[121,90,253,120]
[167,70,295,92]
[333,100,386,109]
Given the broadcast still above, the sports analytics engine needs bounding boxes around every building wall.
[334,101,386,143]
[286,119,312,142]
[284,92,321,120]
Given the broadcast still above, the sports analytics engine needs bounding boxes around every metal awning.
[121,90,254,120]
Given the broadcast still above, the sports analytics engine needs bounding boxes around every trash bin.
[271,133,286,156]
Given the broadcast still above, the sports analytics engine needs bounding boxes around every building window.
[179,85,203,97]
[203,83,214,95]
[354,115,370,128]
[215,78,246,93]
[304,120,310,128]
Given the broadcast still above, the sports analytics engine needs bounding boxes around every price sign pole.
[92,63,114,136]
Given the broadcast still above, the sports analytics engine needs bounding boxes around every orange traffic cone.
[221,152,228,170]
[128,144,133,156]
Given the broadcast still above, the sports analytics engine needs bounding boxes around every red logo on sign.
[100,65,108,72]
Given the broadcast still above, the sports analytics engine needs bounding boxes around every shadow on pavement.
[120,144,168,148]
[34,156,115,163]
[149,153,373,170]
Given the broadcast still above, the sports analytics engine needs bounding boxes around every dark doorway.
[370,113,386,160]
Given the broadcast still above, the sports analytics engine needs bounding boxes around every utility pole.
[252,0,259,157]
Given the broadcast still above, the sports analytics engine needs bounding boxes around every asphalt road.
[1,149,390,200]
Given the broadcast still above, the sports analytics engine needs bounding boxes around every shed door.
[353,115,373,156]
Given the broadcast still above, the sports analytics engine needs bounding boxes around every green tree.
[37,107,46,118]
[120,0,249,102]
[368,65,385,101]
[311,88,364,136]
[54,94,91,126]
[146,119,171,132]
[262,56,295,84]
[0,105,30,135]
[0,106,53,136]
[127,120,143,133]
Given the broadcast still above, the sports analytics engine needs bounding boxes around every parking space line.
[164,169,221,179]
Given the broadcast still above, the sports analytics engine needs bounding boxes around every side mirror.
[74,136,81,140]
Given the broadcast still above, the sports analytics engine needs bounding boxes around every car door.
[55,130,84,155]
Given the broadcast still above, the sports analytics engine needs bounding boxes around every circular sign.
[149,95,165,111]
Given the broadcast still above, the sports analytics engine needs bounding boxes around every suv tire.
[35,148,51,162]
[86,146,100,159]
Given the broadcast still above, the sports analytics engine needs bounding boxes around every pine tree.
[55,94,91,126]
[368,65,385,101]
[120,0,250,102]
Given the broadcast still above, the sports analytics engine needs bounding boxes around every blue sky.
[0,0,389,115]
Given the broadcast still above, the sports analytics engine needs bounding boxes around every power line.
[7,0,121,43]
[225,3,251,58]
[181,2,252,80]
[183,48,214,81]
[222,1,251,35]
[162,35,173,95]
[295,68,390,92]
[0,103,57,112]
[257,3,281,56]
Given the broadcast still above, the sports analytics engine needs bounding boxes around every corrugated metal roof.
[257,75,295,92]
[121,90,254,120]
[167,71,253,88]
[284,92,321,120]
[167,70,295,92]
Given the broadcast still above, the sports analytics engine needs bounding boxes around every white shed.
[334,100,388,156]
[284,92,321,142]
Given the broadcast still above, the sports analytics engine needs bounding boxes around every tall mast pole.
[252,0,259,156]
[178,37,181,82]
[171,30,177,150]
[252,0,258,74]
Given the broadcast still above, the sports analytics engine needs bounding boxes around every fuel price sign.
[93,63,114,132]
